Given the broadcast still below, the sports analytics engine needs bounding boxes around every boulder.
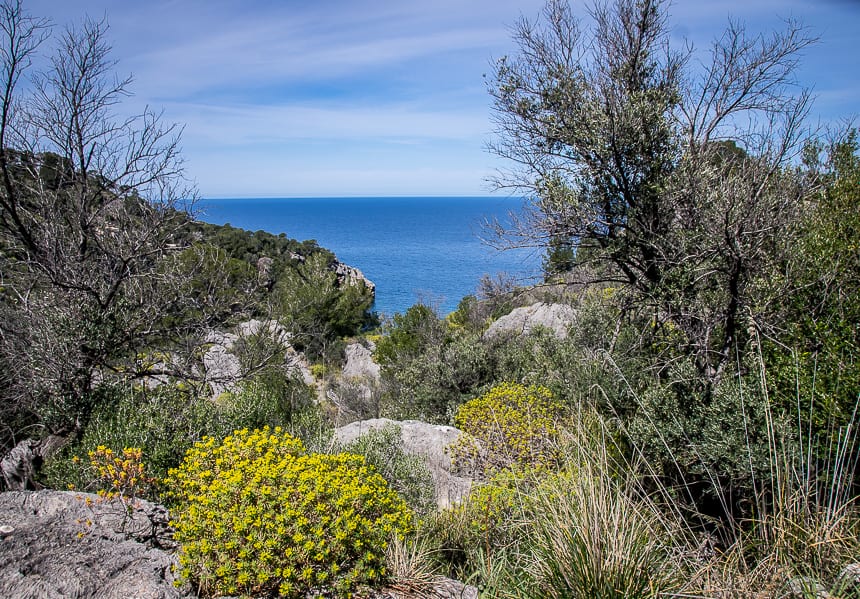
[342,341,381,382]
[335,418,472,509]
[484,301,577,340]
[0,490,191,598]
[203,319,313,396]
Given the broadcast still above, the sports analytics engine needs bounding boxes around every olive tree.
[487,0,815,383]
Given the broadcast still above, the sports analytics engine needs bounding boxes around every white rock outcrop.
[203,319,313,397]
[484,301,577,340]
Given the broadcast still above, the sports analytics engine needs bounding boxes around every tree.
[487,0,815,384]
[0,3,227,460]
[763,131,860,426]
[273,252,374,360]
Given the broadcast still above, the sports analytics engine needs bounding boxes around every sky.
[22,0,860,198]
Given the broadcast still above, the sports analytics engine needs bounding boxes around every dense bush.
[166,427,413,598]
[39,384,224,495]
[452,382,565,477]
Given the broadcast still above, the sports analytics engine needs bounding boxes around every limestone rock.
[484,302,577,340]
[834,563,860,595]
[203,319,313,396]
[0,490,191,598]
[334,261,376,296]
[784,576,831,599]
[0,440,39,491]
[343,342,381,382]
[335,418,472,509]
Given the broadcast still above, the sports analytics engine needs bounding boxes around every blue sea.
[195,197,541,316]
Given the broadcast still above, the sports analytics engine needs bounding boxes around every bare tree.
[487,0,816,382]
[0,2,238,464]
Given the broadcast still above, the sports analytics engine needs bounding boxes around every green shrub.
[340,424,435,516]
[166,426,413,598]
[451,382,565,477]
[39,383,224,495]
[220,370,317,432]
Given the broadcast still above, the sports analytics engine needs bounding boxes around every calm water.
[195,197,541,316]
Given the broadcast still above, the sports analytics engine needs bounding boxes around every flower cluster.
[165,426,413,598]
[86,445,155,505]
[451,382,565,476]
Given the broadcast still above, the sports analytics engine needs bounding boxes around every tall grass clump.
[518,421,689,599]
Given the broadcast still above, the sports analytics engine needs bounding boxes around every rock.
[484,302,577,340]
[1,435,72,491]
[335,419,472,509]
[256,255,273,281]
[0,440,39,491]
[834,563,860,595]
[343,342,381,382]
[204,319,313,396]
[0,490,191,598]
[783,576,831,599]
[334,260,376,297]
[377,576,479,599]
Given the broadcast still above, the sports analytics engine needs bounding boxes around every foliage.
[218,369,317,433]
[85,446,156,507]
[762,132,860,437]
[339,423,436,516]
[625,361,788,519]
[487,0,815,382]
[166,427,413,598]
[0,4,232,452]
[451,382,565,477]
[38,384,222,495]
[523,465,682,599]
[274,252,375,360]
[375,304,493,423]
[374,304,444,367]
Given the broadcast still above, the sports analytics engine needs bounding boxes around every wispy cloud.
[20,0,860,196]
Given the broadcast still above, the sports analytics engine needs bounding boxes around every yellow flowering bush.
[451,382,565,477]
[165,426,413,598]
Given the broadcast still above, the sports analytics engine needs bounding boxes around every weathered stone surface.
[334,261,376,296]
[834,563,860,595]
[784,576,831,599]
[204,319,313,396]
[1,435,72,491]
[0,440,39,491]
[343,341,380,382]
[0,490,191,598]
[484,301,577,340]
[377,576,479,598]
[335,419,472,509]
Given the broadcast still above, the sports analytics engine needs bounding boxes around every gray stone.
[484,302,577,340]
[0,490,191,598]
[343,342,381,381]
[334,261,376,296]
[783,576,831,599]
[204,319,313,396]
[0,439,39,491]
[834,563,860,595]
[335,418,472,509]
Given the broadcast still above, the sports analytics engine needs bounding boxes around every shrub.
[39,383,224,496]
[166,427,413,598]
[451,382,565,477]
[340,424,436,516]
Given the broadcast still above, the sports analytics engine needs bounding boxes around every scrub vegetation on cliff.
[0,0,858,598]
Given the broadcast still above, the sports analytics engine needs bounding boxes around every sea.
[194,197,542,316]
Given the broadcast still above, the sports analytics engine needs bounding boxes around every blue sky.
[24,0,860,198]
